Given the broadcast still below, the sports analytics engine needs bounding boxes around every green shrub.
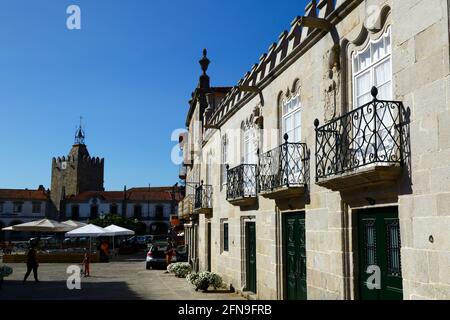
[0,265,13,278]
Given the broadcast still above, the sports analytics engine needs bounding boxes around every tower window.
[90,205,99,219]
[110,204,118,215]
[134,204,142,219]
[32,202,42,214]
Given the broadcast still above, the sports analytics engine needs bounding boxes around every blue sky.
[0,0,308,190]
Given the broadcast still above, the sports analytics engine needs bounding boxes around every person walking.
[82,250,90,277]
[164,237,174,270]
[23,244,39,283]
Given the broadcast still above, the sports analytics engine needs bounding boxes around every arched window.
[281,93,301,143]
[352,26,392,107]
[351,27,393,163]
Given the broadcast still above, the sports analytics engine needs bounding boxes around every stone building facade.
[179,0,450,300]
[50,125,104,214]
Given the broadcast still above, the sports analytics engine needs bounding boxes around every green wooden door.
[246,222,257,293]
[284,212,306,300]
[358,207,403,300]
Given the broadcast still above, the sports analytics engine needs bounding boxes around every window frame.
[32,202,42,214]
[134,204,142,218]
[13,202,23,214]
[221,220,229,253]
[281,93,301,143]
[110,203,118,215]
[351,26,392,108]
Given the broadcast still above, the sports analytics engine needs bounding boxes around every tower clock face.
[61,161,67,170]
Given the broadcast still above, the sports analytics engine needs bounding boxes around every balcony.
[258,135,309,199]
[314,87,408,192]
[193,182,213,215]
[178,194,193,220]
[226,164,257,206]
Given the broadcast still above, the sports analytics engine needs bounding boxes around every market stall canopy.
[62,220,88,228]
[2,219,73,232]
[104,225,135,236]
[65,224,114,237]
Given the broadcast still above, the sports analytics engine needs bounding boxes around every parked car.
[145,244,176,270]
[150,234,169,245]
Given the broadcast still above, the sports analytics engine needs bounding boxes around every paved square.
[0,258,244,300]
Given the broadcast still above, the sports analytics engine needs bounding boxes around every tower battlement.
[52,155,104,166]
[50,122,105,214]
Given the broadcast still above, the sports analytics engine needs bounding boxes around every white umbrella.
[3,219,73,232]
[62,220,88,229]
[104,225,135,236]
[104,225,135,256]
[1,226,14,231]
[65,224,114,253]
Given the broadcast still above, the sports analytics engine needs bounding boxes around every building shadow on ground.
[0,280,142,300]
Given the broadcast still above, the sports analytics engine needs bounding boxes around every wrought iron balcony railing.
[226,164,257,201]
[194,182,213,212]
[258,134,308,193]
[314,87,407,181]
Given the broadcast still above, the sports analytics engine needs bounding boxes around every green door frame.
[283,212,307,300]
[357,206,403,300]
[245,222,257,293]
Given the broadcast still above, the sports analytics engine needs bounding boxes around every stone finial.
[371,86,378,100]
[199,48,210,75]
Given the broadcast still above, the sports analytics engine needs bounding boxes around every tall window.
[90,205,99,219]
[352,27,393,162]
[155,205,164,219]
[13,202,23,213]
[221,135,228,185]
[243,127,256,164]
[281,93,302,184]
[32,202,42,214]
[134,204,142,219]
[206,155,212,186]
[282,94,301,143]
[223,222,229,252]
[110,204,118,215]
[72,205,79,220]
[352,27,392,106]
[0,202,3,213]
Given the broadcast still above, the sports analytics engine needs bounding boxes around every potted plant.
[187,271,223,292]
[0,265,13,288]
[167,262,192,278]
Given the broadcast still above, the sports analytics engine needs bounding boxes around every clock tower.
[50,123,104,217]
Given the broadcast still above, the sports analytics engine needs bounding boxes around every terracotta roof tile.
[0,189,49,201]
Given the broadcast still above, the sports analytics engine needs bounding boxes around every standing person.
[23,244,39,283]
[164,237,174,270]
[82,250,90,277]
